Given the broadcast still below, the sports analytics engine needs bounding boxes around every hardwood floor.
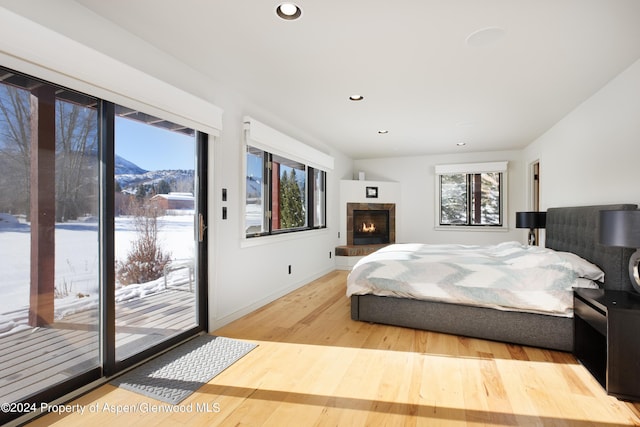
[24,270,640,426]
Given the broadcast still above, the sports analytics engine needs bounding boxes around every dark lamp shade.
[599,210,640,248]
[515,211,546,229]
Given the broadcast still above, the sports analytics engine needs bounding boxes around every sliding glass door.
[0,66,207,424]
[0,71,101,410]
[113,107,200,362]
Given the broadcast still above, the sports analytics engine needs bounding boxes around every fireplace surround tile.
[346,203,396,246]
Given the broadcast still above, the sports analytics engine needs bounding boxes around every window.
[245,146,326,237]
[436,162,507,227]
[272,153,307,231]
[243,117,332,238]
[311,168,326,228]
[246,146,267,235]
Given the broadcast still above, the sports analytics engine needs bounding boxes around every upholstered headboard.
[545,204,637,292]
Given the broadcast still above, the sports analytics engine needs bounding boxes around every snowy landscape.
[0,82,200,337]
[0,149,197,339]
[0,212,195,337]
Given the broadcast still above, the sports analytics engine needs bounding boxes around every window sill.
[434,226,510,232]
[240,228,329,248]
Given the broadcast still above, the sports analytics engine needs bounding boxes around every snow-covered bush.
[116,203,171,286]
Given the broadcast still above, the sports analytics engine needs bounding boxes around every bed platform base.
[351,294,573,351]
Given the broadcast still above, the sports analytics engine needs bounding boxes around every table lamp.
[599,209,640,293]
[516,211,546,245]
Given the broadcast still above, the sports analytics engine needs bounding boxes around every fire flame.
[362,222,376,232]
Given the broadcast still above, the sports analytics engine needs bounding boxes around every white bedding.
[346,241,600,317]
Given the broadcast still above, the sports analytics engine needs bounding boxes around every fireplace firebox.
[353,210,390,245]
[345,202,395,247]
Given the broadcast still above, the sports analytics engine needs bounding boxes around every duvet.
[346,241,595,316]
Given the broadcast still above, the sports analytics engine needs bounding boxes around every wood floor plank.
[1,288,195,408]
[20,270,640,426]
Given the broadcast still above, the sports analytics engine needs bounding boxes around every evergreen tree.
[156,179,171,195]
[135,184,147,200]
[280,169,305,228]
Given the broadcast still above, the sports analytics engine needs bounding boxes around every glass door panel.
[0,72,100,406]
[113,107,198,361]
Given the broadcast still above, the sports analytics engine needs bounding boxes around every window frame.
[310,166,326,228]
[244,145,327,239]
[435,162,508,230]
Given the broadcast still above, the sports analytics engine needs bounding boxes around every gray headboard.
[545,204,637,291]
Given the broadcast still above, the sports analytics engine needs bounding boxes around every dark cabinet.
[574,289,640,401]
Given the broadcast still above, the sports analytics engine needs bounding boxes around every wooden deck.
[0,288,195,404]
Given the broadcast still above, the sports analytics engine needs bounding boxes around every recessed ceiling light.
[349,95,364,101]
[378,130,389,134]
[276,3,302,20]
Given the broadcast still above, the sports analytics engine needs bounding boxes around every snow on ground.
[0,213,195,337]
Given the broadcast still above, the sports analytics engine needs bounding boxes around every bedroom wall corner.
[353,150,527,246]
[523,58,640,211]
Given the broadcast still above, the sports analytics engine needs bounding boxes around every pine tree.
[280,169,305,228]
[156,179,171,195]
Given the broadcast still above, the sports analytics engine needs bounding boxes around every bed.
[349,204,637,351]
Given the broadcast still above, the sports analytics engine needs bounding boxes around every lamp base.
[630,248,640,294]
[528,228,536,246]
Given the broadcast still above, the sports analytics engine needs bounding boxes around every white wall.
[352,57,640,247]
[0,2,354,331]
[210,109,352,328]
[354,150,527,245]
[523,58,640,210]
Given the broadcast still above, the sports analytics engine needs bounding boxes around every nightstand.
[574,288,640,401]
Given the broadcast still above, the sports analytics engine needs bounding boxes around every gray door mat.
[111,335,257,404]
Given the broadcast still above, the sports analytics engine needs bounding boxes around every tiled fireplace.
[336,179,399,264]
[346,203,396,245]
[335,203,395,257]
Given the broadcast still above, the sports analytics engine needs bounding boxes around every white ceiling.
[73,0,640,159]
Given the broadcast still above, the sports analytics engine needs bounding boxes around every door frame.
[102,104,209,375]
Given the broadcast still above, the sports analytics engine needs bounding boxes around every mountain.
[115,155,194,194]
[115,154,147,175]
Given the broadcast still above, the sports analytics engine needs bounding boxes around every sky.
[115,116,195,171]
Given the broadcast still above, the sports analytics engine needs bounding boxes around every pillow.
[556,251,605,281]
